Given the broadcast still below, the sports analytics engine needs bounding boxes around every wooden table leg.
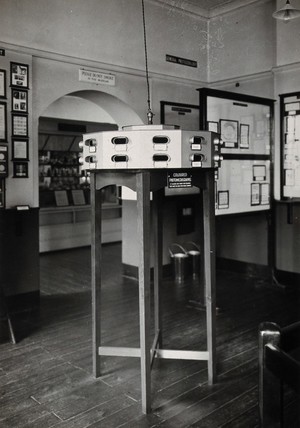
[136,171,151,414]
[153,189,163,352]
[91,174,102,378]
[203,170,217,384]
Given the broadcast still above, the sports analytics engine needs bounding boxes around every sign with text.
[168,172,192,188]
[79,69,115,86]
[166,54,197,68]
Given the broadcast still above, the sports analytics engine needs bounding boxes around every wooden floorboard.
[0,243,299,427]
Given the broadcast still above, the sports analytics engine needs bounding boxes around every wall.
[1,0,300,275]
[208,0,275,83]
[0,50,34,208]
[0,0,208,209]
[206,0,300,275]
[0,0,208,81]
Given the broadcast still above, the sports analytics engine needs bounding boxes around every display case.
[39,149,90,207]
[38,119,122,251]
[198,88,274,215]
[279,91,300,200]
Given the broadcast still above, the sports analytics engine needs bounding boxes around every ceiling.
[154,0,259,17]
[183,0,241,10]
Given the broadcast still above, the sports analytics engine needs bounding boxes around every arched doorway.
[38,89,143,252]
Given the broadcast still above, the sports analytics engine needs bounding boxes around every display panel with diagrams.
[280,91,300,200]
[198,88,274,215]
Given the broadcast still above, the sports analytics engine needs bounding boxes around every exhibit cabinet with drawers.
[38,118,121,252]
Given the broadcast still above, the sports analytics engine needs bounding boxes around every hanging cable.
[142,0,154,124]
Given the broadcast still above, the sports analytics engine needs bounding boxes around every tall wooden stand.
[90,168,216,414]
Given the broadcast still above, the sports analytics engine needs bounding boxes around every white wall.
[275,0,300,67]
[208,0,275,82]
[1,0,300,273]
[0,0,208,81]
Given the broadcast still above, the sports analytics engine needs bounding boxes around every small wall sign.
[166,54,197,68]
[79,69,115,86]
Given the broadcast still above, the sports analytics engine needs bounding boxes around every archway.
[38,89,143,253]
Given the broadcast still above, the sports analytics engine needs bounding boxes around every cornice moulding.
[208,69,274,86]
[0,41,206,88]
[147,0,209,19]
[272,61,300,74]
[149,0,271,19]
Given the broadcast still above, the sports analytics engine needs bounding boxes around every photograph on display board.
[220,119,239,148]
[240,124,250,149]
[12,89,28,113]
[0,102,7,141]
[12,139,29,161]
[261,183,270,205]
[207,121,219,133]
[12,114,28,137]
[10,62,29,88]
[13,161,28,178]
[253,164,266,182]
[217,190,229,209]
[251,183,260,206]
[0,70,6,99]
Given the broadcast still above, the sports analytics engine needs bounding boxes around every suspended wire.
[141,0,154,124]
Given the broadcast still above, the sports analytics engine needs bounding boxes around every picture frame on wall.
[220,119,239,148]
[240,123,250,149]
[12,89,28,113]
[0,102,7,142]
[12,138,29,161]
[12,114,28,137]
[13,161,28,178]
[207,121,219,133]
[0,69,6,99]
[10,62,29,89]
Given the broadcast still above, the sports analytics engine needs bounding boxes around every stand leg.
[91,174,102,378]
[153,189,163,349]
[137,172,151,414]
[203,170,216,384]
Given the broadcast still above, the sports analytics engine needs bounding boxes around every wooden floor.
[0,243,299,427]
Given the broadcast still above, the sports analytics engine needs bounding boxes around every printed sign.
[168,172,192,188]
[79,69,115,86]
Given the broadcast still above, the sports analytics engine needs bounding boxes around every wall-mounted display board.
[198,88,274,215]
[160,101,200,131]
[279,91,300,200]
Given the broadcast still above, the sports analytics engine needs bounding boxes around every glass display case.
[198,88,274,215]
[279,91,300,200]
[38,119,121,251]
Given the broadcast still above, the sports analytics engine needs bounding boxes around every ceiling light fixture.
[272,0,300,22]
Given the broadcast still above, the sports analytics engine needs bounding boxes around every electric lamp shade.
[272,0,300,21]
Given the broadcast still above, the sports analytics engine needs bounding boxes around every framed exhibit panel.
[0,69,7,99]
[0,102,7,142]
[11,89,28,113]
[12,138,29,161]
[216,159,271,214]
[198,88,274,215]
[10,62,29,89]
[160,101,200,131]
[279,91,300,200]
